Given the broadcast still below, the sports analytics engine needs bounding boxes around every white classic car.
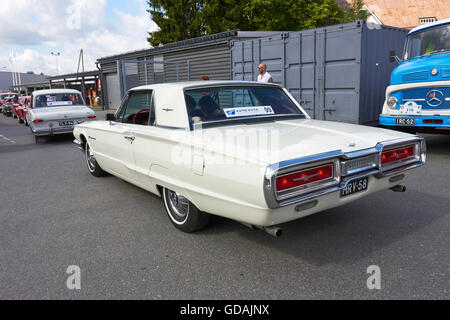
[27,89,96,143]
[73,81,426,236]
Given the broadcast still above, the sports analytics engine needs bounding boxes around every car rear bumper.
[31,126,75,136]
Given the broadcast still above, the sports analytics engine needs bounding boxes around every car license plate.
[395,118,415,125]
[341,177,369,198]
[59,120,74,127]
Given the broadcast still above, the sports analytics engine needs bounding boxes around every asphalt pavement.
[0,112,448,299]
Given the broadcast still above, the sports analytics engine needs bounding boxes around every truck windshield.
[184,86,305,126]
[34,93,85,108]
[404,25,450,60]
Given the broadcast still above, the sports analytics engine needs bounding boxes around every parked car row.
[73,81,427,236]
[0,89,96,143]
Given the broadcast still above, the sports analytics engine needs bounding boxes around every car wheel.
[162,188,210,233]
[34,135,46,144]
[85,143,105,177]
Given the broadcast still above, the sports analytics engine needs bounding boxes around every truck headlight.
[387,96,398,109]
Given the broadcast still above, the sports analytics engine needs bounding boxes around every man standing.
[257,63,274,83]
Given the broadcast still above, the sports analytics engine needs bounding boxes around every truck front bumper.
[380,115,450,129]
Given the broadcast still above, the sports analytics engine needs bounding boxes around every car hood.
[31,105,94,120]
[196,118,413,165]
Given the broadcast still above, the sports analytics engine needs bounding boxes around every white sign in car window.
[223,106,275,118]
[47,101,73,107]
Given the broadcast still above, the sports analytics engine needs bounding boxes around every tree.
[147,0,206,46]
[342,0,371,22]
[147,0,368,46]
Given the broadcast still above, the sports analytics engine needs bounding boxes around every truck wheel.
[85,143,105,177]
[162,188,210,233]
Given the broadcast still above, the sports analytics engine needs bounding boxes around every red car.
[0,92,16,105]
[16,96,31,125]
[11,98,21,119]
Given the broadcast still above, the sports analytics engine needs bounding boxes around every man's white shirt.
[257,72,273,83]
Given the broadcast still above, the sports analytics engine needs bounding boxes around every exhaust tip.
[264,226,283,238]
[391,185,406,193]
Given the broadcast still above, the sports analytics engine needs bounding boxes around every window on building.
[419,17,437,25]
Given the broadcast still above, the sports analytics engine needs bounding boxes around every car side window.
[120,91,153,126]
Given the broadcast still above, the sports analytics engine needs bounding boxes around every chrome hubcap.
[86,145,96,171]
[168,191,189,220]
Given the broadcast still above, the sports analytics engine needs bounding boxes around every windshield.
[34,93,85,108]
[184,86,304,126]
[404,24,450,60]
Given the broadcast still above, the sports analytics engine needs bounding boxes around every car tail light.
[33,120,43,123]
[381,146,415,165]
[276,164,334,192]
[88,115,96,119]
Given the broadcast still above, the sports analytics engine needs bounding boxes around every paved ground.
[0,112,448,300]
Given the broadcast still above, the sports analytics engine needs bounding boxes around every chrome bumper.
[264,136,427,209]
[32,126,74,136]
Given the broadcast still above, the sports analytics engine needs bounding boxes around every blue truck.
[380,18,450,133]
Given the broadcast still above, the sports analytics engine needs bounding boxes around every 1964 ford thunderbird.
[73,81,426,236]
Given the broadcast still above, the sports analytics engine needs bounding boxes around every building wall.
[338,0,450,29]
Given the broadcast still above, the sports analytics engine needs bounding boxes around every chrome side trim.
[264,136,426,209]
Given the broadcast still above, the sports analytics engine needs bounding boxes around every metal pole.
[121,60,127,98]
[144,57,148,85]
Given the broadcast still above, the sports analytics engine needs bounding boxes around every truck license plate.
[395,118,415,125]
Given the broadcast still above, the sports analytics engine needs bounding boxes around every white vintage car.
[27,89,96,143]
[73,81,426,236]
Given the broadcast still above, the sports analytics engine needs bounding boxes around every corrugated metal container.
[231,21,408,125]
[97,31,282,108]
[164,42,231,82]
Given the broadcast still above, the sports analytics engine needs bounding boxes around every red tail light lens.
[423,119,443,124]
[33,120,43,123]
[88,115,96,119]
[381,146,415,164]
[276,164,334,192]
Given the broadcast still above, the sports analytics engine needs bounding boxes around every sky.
[0,0,158,76]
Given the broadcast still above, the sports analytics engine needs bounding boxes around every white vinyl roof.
[130,80,281,92]
[31,88,82,96]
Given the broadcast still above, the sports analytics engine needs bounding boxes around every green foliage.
[147,0,370,46]
[147,0,205,46]
[342,0,371,22]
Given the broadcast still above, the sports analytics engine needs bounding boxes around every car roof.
[32,89,82,96]
[408,18,450,36]
[129,80,282,92]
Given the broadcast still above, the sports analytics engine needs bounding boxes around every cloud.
[0,0,157,75]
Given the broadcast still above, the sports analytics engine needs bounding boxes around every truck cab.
[380,18,450,133]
